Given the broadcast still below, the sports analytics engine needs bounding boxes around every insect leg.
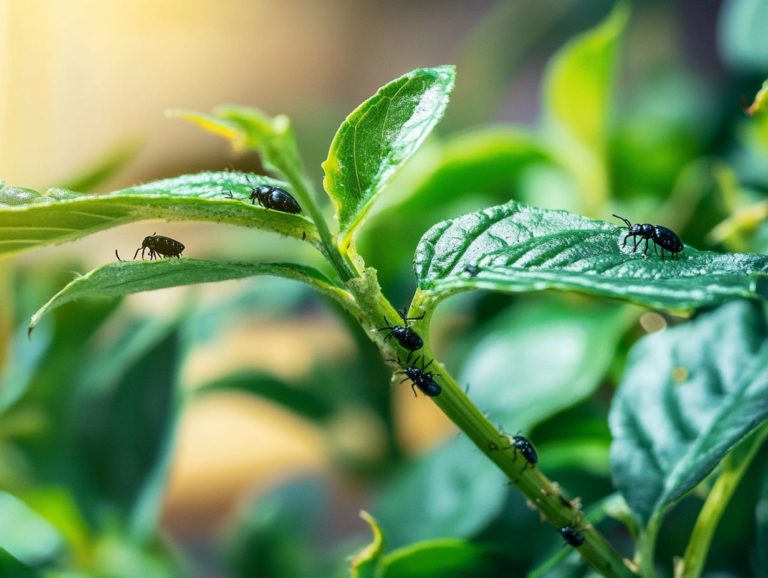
[411,383,419,397]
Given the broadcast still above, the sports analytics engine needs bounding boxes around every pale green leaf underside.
[322,66,455,240]
[28,258,347,334]
[0,172,316,259]
[414,201,768,311]
[609,301,768,524]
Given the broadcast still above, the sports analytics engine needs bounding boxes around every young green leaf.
[350,511,386,578]
[322,66,455,245]
[0,172,316,259]
[609,300,768,525]
[413,201,768,312]
[382,539,487,578]
[28,259,353,335]
[542,2,629,210]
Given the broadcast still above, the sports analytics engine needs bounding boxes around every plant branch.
[676,422,768,578]
[345,283,639,578]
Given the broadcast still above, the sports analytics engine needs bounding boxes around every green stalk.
[677,423,768,578]
[353,287,637,578]
[277,162,356,283]
[635,515,660,578]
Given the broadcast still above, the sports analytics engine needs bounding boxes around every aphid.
[464,264,480,277]
[560,526,585,548]
[508,433,538,470]
[612,214,683,260]
[395,353,441,397]
[378,310,424,351]
[133,233,185,260]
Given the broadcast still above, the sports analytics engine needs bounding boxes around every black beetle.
[463,264,480,277]
[509,433,538,470]
[223,176,302,214]
[613,214,683,260]
[247,176,302,214]
[395,353,441,397]
[133,233,185,260]
[378,309,424,351]
[560,526,585,547]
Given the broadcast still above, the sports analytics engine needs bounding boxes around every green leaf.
[757,459,768,576]
[0,172,316,259]
[29,259,351,335]
[382,539,486,578]
[169,107,301,179]
[71,317,181,538]
[373,437,505,548]
[745,79,768,117]
[542,2,629,210]
[350,511,385,578]
[413,201,768,312]
[322,66,455,244]
[719,0,768,71]
[459,298,631,432]
[609,300,768,525]
[227,478,328,578]
[0,491,65,567]
[193,371,334,421]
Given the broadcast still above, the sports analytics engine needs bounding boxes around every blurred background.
[1,0,768,576]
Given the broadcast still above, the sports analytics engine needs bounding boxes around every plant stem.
[677,423,768,578]
[349,287,638,578]
[279,164,356,283]
[636,516,660,578]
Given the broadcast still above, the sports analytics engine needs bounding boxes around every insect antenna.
[133,246,143,260]
[612,214,632,228]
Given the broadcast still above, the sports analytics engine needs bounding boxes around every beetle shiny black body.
[133,233,185,260]
[396,354,441,397]
[560,526,585,547]
[613,214,683,260]
[249,179,302,214]
[379,310,424,351]
[510,434,538,469]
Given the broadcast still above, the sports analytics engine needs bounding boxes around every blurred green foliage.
[2,2,768,578]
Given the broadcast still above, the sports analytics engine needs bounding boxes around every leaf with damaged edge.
[28,259,350,336]
[414,201,768,312]
[0,172,316,259]
[609,300,768,524]
[322,66,455,243]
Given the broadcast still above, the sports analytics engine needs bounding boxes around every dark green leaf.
[758,458,768,576]
[193,371,334,421]
[609,301,768,524]
[29,259,351,335]
[70,317,181,538]
[382,539,486,578]
[227,478,328,578]
[322,66,455,242]
[0,172,316,259]
[719,0,768,71]
[414,201,768,312]
[373,436,505,548]
[460,298,631,432]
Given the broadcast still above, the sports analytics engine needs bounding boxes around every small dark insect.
[509,433,538,470]
[248,176,302,214]
[613,214,683,260]
[394,353,441,397]
[464,264,480,277]
[378,309,424,351]
[560,526,585,548]
[133,233,185,260]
